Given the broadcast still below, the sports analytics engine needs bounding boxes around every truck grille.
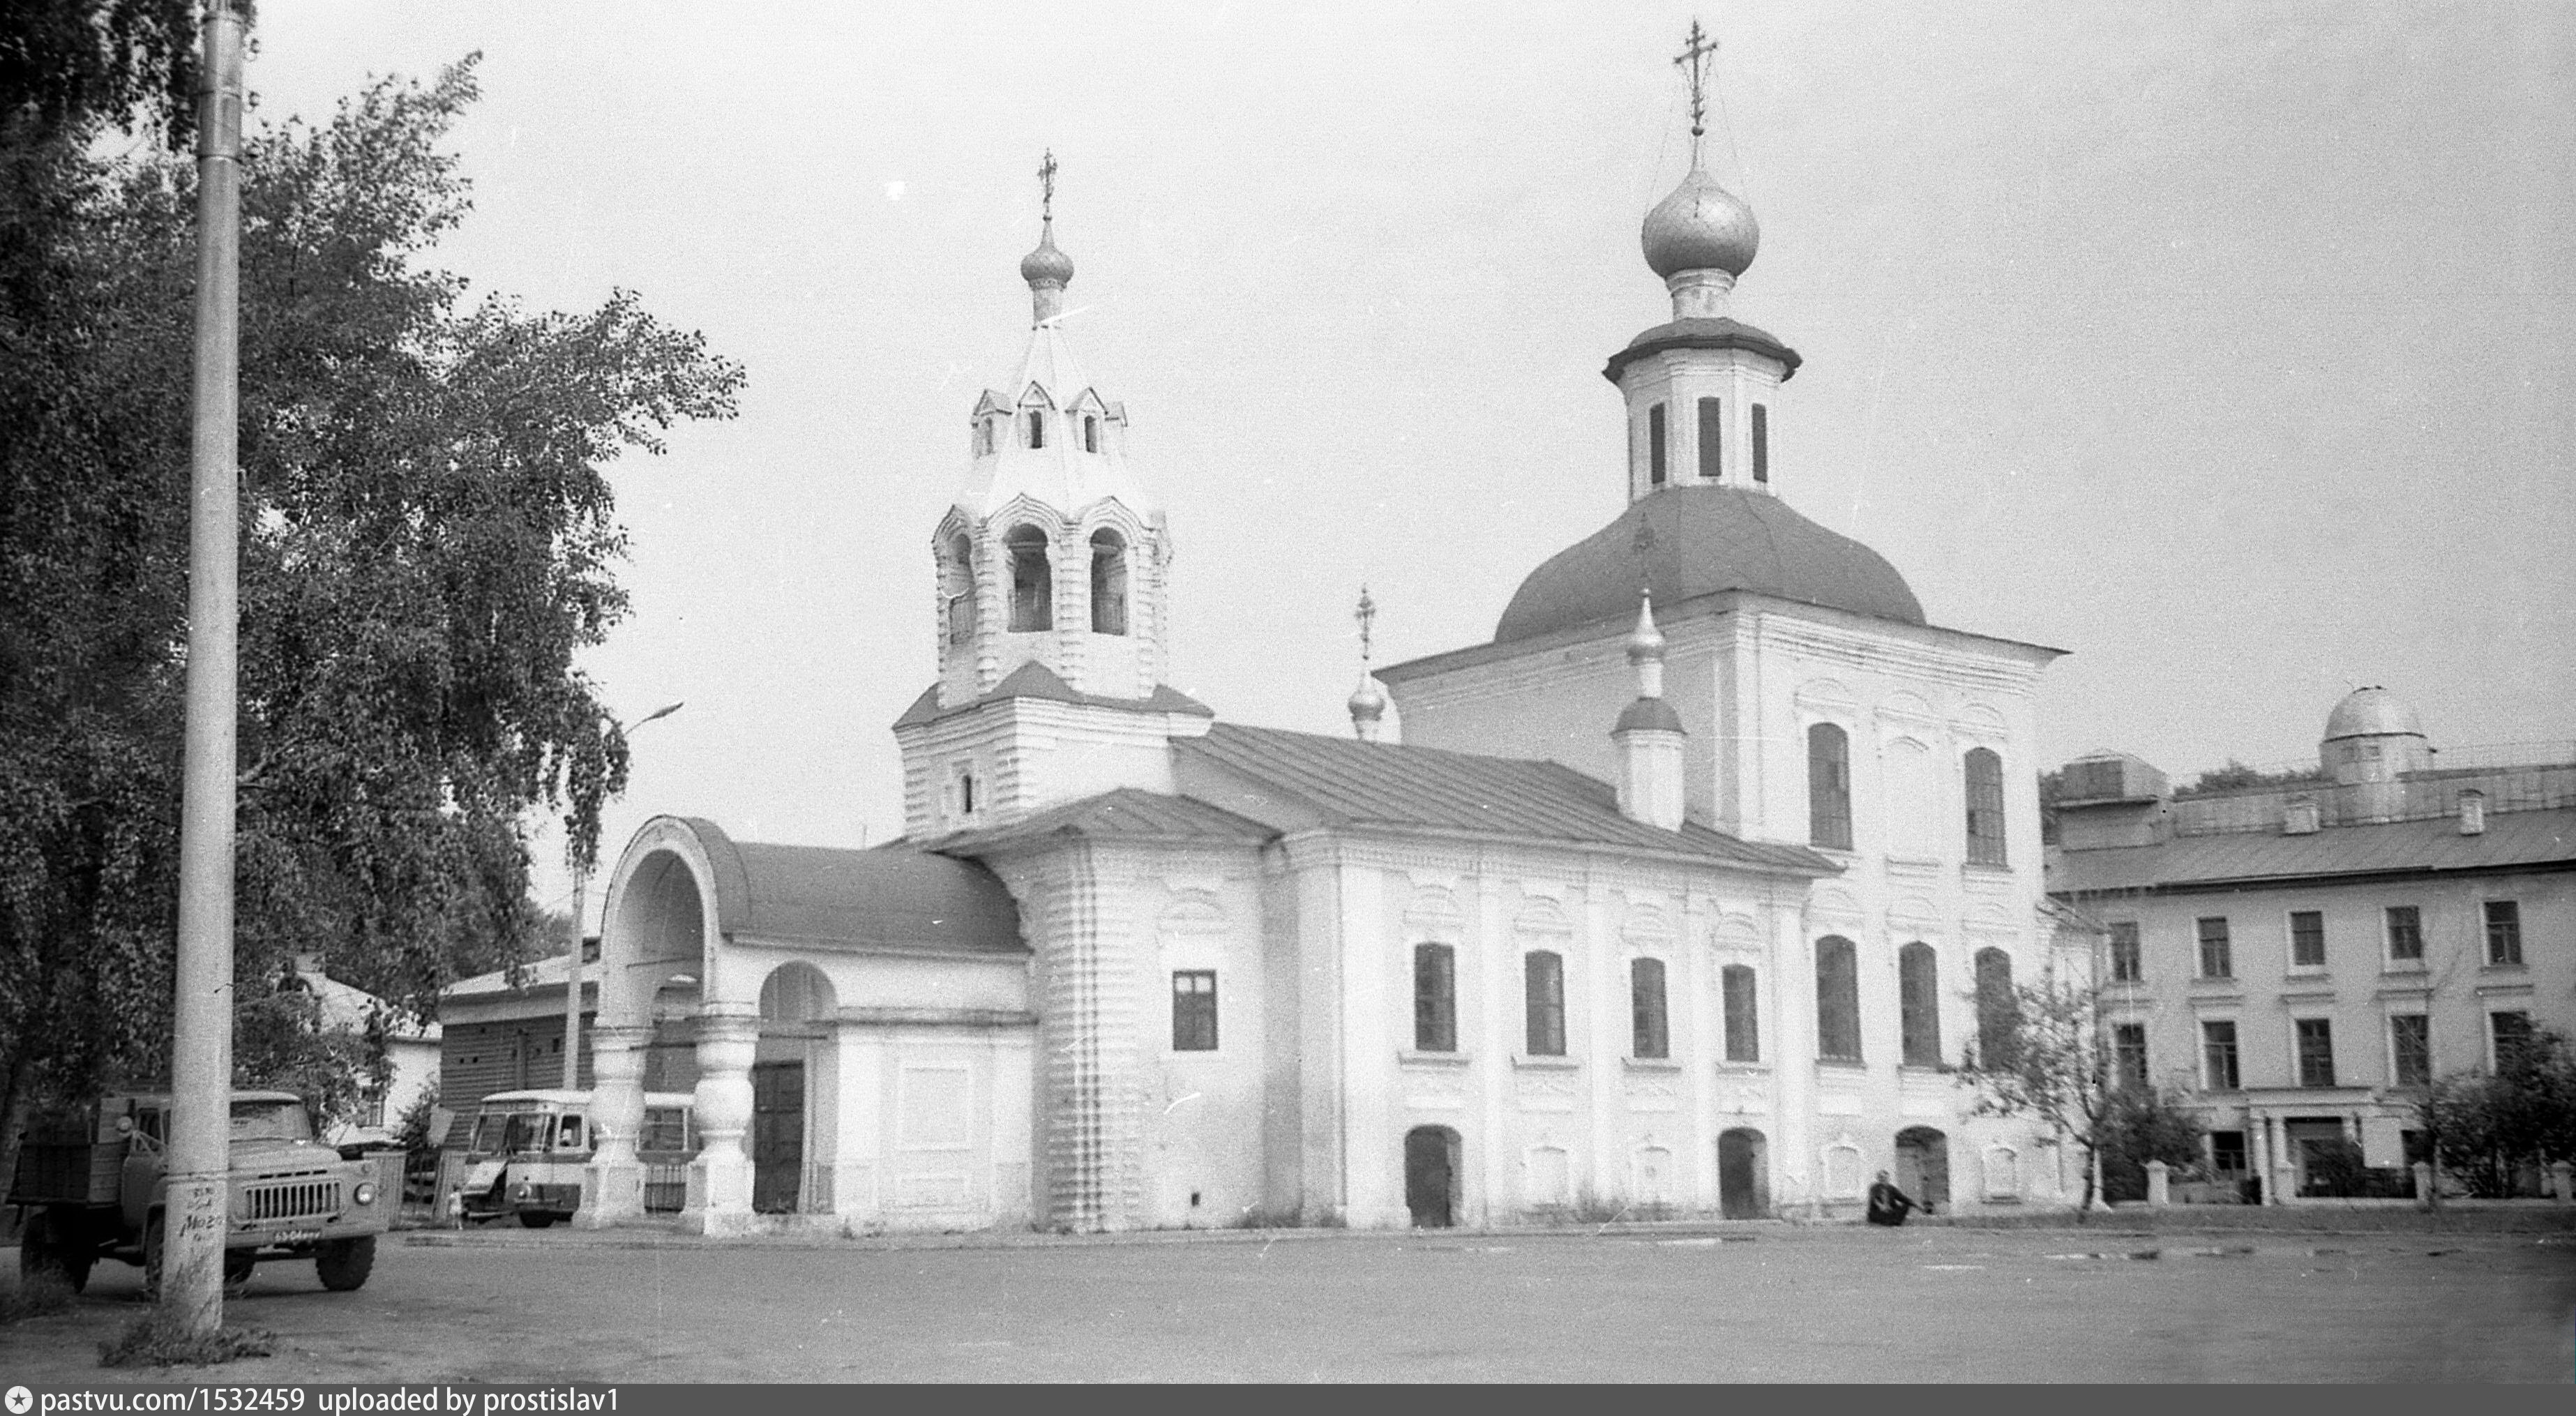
[242,1180,340,1221]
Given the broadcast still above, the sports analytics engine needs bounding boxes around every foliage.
[0,35,743,1136]
[98,1313,276,1368]
[2423,1028,2576,1198]
[1953,967,2125,1213]
[2172,759,2330,799]
[2095,1087,2206,1203]
[229,984,381,1130]
[392,1070,442,1154]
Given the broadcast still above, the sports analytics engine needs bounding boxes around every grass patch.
[97,1313,276,1369]
[1,1272,77,1323]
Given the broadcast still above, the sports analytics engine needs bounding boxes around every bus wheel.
[518,1212,557,1229]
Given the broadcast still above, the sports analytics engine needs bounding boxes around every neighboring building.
[437,946,597,1142]
[2048,688,2576,1200]
[278,954,442,1144]
[575,56,2081,1236]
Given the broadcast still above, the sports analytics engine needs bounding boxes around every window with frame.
[1630,957,1670,1060]
[1750,403,1770,483]
[1815,936,1861,1062]
[2485,901,2522,966]
[2289,910,2326,969]
[1523,951,1566,1057]
[1005,525,1052,631]
[2389,1014,2430,1086]
[2201,1019,2241,1090]
[2108,921,2142,983]
[2384,905,2423,963]
[1963,748,2006,866]
[1025,408,1046,449]
[1696,397,1722,479]
[2296,1018,2335,1088]
[2491,1010,2533,1069]
[2196,917,2232,979]
[2113,1023,2148,1091]
[1973,947,2017,1067]
[1088,529,1129,635]
[1898,942,1941,1067]
[1171,970,1217,1052]
[2208,1129,2247,1175]
[1807,723,1853,850]
[1083,414,1099,453]
[1721,963,1760,1063]
[1413,944,1457,1053]
[1647,402,1668,486]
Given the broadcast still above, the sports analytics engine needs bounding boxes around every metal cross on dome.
[1038,149,1058,221]
[1673,20,1720,142]
[1355,585,1377,664]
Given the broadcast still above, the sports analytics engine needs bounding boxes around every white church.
[575,56,2085,1236]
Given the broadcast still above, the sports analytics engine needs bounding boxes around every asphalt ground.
[2,1224,2570,1383]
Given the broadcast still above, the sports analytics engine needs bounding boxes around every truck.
[453,1088,695,1227]
[9,1089,398,1295]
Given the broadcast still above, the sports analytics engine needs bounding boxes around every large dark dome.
[1496,486,1925,643]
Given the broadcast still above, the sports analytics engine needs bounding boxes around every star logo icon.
[6,1384,34,1414]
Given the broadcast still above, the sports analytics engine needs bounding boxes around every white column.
[1337,862,1396,1227]
[1771,904,1813,1215]
[683,1006,759,1235]
[831,1020,883,1222]
[577,1025,649,1228]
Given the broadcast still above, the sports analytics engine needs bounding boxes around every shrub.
[98,1316,276,1368]
[1,1272,77,1323]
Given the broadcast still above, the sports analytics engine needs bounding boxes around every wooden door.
[1404,1127,1456,1228]
[1718,1129,1765,1219]
[750,1061,804,1215]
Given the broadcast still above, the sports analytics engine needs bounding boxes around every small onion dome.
[1641,163,1760,280]
[1348,673,1388,723]
[2323,686,2425,742]
[1019,223,1075,287]
[1626,592,1666,662]
[1615,696,1685,735]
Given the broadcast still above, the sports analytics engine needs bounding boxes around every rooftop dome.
[2323,686,2426,742]
[1641,163,1760,280]
[1495,486,1924,644]
[1018,222,1074,288]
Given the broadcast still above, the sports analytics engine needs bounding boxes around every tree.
[0,48,743,1142]
[2422,1028,2576,1198]
[2172,759,2329,799]
[1952,967,2139,1216]
[2095,1087,2206,1203]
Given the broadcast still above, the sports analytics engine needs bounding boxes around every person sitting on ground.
[1865,1170,1919,1227]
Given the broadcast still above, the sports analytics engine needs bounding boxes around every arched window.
[1808,723,1852,850]
[1631,957,1669,1060]
[1899,942,1941,1067]
[1974,947,2018,1068]
[943,533,976,647]
[1005,525,1051,631]
[1648,402,1669,486]
[1696,397,1722,479]
[1413,944,1456,1053]
[1816,936,1860,1062]
[1524,951,1566,1057]
[1025,409,1046,449]
[1721,964,1759,1062]
[1964,747,2006,866]
[1089,529,1128,635]
[1083,414,1099,453]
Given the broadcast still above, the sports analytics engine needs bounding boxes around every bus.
[454,1089,695,1227]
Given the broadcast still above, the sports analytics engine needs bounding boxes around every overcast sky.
[244,1,2574,927]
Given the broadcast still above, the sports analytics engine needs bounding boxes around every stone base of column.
[576,1160,645,1229]
[680,1152,753,1234]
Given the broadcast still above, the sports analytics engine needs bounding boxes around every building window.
[2209,1129,2247,1176]
[2108,921,2142,983]
[2492,1010,2533,1069]
[2289,910,2326,970]
[2113,1023,2148,1091]
[1963,747,2006,866]
[1973,947,2017,1068]
[2202,1019,2240,1090]
[2485,901,2522,965]
[1807,722,1852,850]
[1631,958,1670,1060]
[1171,970,1217,1052]
[2296,1018,2335,1088]
[2196,917,2232,979]
[1898,942,1941,1067]
[2384,905,2423,963]
[1721,963,1759,1063]
[1025,409,1046,449]
[1088,529,1129,635]
[1524,951,1567,1057]
[1647,402,1667,486]
[1005,525,1051,631]
[1413,944,1458,1053]
[2390,1014,2430,1086]
[943,533,977,647]
[1696,397,1722,479]
[953,766,977,817]
[1083,414,1099,453]
[1750,403,1769,483]
[972,419,992,456]
[1816,936,1861,1062]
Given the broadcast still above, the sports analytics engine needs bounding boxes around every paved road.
[3,1226,2570,1383]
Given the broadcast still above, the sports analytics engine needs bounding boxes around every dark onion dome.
[1495,486,1925,644]
[1602,316,1801,385]
[1019,223,1075,287]
[1615,695,1687,735]
[1641,164,1761,279]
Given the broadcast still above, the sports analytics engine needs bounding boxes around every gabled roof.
[1177,722,1834,873]
[719,838,1026,954]
[933,787,1278,857]
[2049,805,2576,896]
[894,661,1214,730]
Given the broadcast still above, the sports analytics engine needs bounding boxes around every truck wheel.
[223,1251,256,1295]
[314,1235,375,1292]
[517,1212,557,1229]
[19,1209,93,1295]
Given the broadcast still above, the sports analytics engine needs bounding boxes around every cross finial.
[1038,149,1058,223]
[1355,585,1378,664]
[1673,20,1720,145]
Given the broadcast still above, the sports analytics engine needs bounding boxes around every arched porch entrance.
[1717,1127,1768,1219]
[1895,1126,1950,1214]
[1403,1126,1462,1228]
[753,962,835,1214]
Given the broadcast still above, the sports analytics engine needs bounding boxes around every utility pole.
[165,0,248,1336]
[563,702,684,1090]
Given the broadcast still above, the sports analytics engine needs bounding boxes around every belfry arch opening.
[1089,529,1128,635]
[1005,525,1051,631]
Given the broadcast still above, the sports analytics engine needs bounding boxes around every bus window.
[557,1115,586,1150]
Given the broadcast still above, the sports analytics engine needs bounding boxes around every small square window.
[1171,970,1217,1052]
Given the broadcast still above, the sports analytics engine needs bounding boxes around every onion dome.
[1019,221,1075,288]
[1625,591,1668,663]
[2323,686,2425,742]
[1348,672,1388,741]
[1641,163,1760,280]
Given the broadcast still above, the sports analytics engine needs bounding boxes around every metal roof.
[1178,723,1835,873]
[718,837,1025,954]
[894,661,1213,730]
[933,787,1277,857]
[2049,804,2576,896]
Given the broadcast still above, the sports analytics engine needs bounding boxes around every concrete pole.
[563,702,681,1092]
[165,0,248,1336]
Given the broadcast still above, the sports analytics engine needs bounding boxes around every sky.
[240,1,2575,928]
